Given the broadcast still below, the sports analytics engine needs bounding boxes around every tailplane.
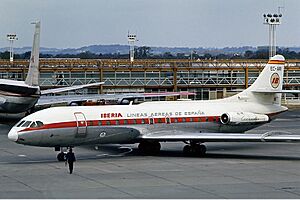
[25,21,40,86]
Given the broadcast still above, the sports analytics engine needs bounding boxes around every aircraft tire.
[183,144,206,157]
[183,145,192,156]
[153,142,161,154]
[57,152,66,161]
[138,141,161,155]
[194,144,207,156]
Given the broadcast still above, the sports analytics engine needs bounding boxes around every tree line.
[1,46,300,60]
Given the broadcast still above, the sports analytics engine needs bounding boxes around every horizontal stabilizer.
[41,82,104,95]
[252,89,300,94]
[142,91,195,97]
[141,131,300,143]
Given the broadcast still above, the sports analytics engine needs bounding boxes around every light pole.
[6,34,18,62]
[128,32,137,62]
[263,12,282,58]
[190,50,197,60]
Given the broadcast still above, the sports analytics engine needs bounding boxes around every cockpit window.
[16,120,25,127]
[36,121,44,127]
[21,121,32,127]
[30,122,37,128]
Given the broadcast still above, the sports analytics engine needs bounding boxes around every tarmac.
[1,109,300,198]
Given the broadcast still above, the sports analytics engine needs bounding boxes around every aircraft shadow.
[126,149,300,161]
[6,143,300,164]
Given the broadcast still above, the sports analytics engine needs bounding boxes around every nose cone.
[8,129,18,142]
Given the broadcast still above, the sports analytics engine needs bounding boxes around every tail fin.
[230,55,285,105]
[25,21,40,86]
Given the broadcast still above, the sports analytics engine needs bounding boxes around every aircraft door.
[74,112,87,138]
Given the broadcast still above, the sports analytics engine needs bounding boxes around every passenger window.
[36,121,44,127]
[21,121,32,127]
[166,118,171,124]
[149,118,154,124]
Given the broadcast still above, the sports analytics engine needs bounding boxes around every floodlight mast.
[6,34,18,62]
[263,12,282,58]
[128,32,137,62]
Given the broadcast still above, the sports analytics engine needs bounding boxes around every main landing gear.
[183,141,207,157]
[138,140,161,155]
[137,140,207,157]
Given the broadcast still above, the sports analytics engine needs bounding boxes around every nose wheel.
[57,151,66,161]
[183,143,207,157]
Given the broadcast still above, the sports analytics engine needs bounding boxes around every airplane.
[0,21,105,118]
[1,21,194,119]
[8,54,300,161]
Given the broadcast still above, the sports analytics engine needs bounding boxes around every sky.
[0,0,299,49]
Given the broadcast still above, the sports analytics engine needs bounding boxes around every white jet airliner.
[1,21,194,118]
[0,21,104,117]
[8,54,300,160]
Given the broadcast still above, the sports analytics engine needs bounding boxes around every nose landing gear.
[57,151,66,161]
[55,147,69,161]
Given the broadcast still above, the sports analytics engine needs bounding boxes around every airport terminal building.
[1,58,300,103]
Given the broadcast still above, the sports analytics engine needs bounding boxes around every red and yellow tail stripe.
[268,60,285,64]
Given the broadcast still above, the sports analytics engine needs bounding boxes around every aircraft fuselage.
[9,99,287,147]
[0,79,40,113]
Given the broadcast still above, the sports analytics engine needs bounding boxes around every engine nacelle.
[220,112,269,125]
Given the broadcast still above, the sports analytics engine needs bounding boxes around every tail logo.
[270,73,280,88]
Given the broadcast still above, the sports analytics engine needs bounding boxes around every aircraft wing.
[36,91,195,107]
[40,82,105,95]
[140,131,300,142]
[36,94,105,106]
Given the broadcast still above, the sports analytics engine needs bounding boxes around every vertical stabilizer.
[229,55,285,105]
[247,55,285,92]
[25,21,40,86]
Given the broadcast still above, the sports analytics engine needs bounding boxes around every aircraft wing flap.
[140,131,300,142]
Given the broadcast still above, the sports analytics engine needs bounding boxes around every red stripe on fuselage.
[18,115,220,133]
[17,110,285,133]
